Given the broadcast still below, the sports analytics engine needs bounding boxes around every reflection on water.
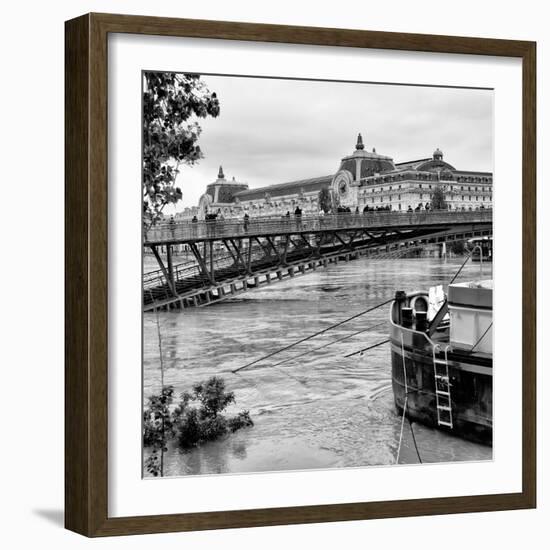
[143,257,492,477]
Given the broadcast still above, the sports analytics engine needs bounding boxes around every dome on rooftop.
[336,133,395,180]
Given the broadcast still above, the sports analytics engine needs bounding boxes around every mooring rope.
[408,418,423,464]
[396,395,408,464]
[395,396,423,464]
[232,298,393,373]
[260,321,387,371]
[449,250,474,284]
[470,322,493,353]
[343,338,390,358]
[396,332,408,464]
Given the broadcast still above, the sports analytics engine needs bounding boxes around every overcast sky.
[168,74,493,211]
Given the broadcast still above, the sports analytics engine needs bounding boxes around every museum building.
[192,134,493,219]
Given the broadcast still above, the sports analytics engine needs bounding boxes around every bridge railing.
[143,253,238,290]
[143,242,277,291]
[143,239,281,286]
[144,209,492,245]
[143,262,201,291]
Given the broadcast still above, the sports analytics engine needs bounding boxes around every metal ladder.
[432,344,453,428]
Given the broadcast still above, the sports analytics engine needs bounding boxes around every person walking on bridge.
[284,210,290,229]
[168,215,176,239]
[294,205,302,230]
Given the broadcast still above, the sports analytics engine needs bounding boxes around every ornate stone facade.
[192,134,493,219]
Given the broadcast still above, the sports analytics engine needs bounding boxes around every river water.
[143,257,492,477]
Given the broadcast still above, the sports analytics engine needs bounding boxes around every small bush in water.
[143,377,253,459]
[174,376,253,449]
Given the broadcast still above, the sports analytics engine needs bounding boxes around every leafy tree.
[318,188,332,213]
[192,376,235,418]
[430,186,447,210]
[143,385,176,477]
[143,72,220,226]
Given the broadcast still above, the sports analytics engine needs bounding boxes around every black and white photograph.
[1,0,543,545]
[142,71,494,478]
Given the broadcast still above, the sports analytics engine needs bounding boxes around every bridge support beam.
[150,245,177,297]
[189,242,215,284]
[166,245,175,291]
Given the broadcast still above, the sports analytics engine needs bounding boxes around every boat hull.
[391,337,493,446]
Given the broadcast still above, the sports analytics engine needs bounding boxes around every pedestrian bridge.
[143,210,492,311]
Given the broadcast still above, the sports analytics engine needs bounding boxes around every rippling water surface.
[143,257,492,477]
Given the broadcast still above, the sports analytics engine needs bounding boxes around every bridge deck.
[144,210,493,245]
[143,210,492,311]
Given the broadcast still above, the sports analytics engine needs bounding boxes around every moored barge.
[390,280,493,445]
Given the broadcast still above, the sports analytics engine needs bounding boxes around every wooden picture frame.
[65,12,536,537]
